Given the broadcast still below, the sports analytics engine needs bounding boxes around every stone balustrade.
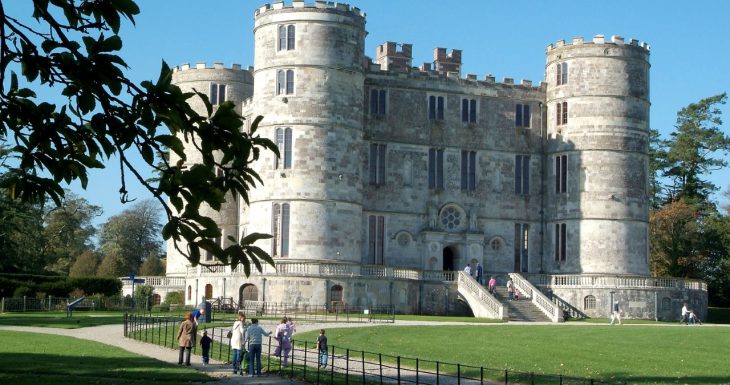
[456,271,505,319]
[509,273,563,322]
[524,273,707,291]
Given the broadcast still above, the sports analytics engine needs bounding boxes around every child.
[200,330,212,365]
[316,329,328,368]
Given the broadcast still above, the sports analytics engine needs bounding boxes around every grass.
[0,330,212,385]
[0,311,125,328]
[393,314,505,323]
[295,324,730,385]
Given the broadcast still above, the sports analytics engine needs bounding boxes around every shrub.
[164,290,185,305]
[38,281,74,297]
[13,286,34,298]
[152,303,170,312]
[70,277,122,296]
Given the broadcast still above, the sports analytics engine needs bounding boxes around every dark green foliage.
[1,0,276,274]
[164,290,184,305]
[70,277,122,296]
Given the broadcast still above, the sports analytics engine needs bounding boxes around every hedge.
[0,274,122,298]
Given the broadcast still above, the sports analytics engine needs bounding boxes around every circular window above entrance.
[439,205,466,232]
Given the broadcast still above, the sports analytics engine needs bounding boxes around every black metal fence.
[124,314,625,385]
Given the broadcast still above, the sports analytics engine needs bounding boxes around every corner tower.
[246,2,367,262]
[166,63,254,276]
[544,35,650,275]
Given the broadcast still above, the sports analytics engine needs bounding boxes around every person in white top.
[463,264,472,276]
[680,303,690,325]
[230,313,246,374]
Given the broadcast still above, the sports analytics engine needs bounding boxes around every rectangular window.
[554,223,567,262]
[514,223,529,272]
[278,24,295,51]
[460,150,476,191]
[555,154,567,194]
[205,236,221,262]
[272,203,290,258]
[556,62,568,86]
[210,83,226,105]
[277,70,294,95]
[515,104,531,128]
[428,148,444,189]
[369,89,387,115]
[429,95,445,120]
[368,215,385,265]
[274,127,292,169]
[515,155,530,194]
[461,98,477,123]
[369,143,387,185]
[556,101,568,126]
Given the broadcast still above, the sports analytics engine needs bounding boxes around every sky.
[4,0,730,226]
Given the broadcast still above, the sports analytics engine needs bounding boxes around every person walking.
[610,300,622,325]
[680,303,690,325]
[475,263,484,285]
[176,313,195,366]
[230,313,246,374]
[463,264,472,277]
[316,329,328,368]
[506,277,515,300]
[200,330,212,366]
[273,317,292,367]
[245,318,272,376]
[488,275,496,295]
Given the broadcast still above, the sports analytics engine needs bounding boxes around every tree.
[650,199,705,278]
[661,93,729,207]
[137,251,164,276]
[0,191,45,272]
[0,0,276,272]
[99,199,160,275]
[42,192,101,274]
[96,249,125,278]
[68,249,100,277]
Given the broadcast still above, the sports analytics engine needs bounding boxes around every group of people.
[228,313,274,376]
[680,303,703,325]
[463,264,518,300]
[175,307,209,366]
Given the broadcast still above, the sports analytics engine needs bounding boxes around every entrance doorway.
[443,246,456,271]
[239,284,259,304]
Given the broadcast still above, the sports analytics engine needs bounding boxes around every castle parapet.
[255,1,365,18]
[433,47,462,76]
[546,35,650,52]
[375,41,413,73]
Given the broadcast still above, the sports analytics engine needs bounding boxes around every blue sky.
[4,0,730,225]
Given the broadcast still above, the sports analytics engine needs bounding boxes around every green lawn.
[295,325,730,385]
[0,330,212,385]
[0,311,125,328]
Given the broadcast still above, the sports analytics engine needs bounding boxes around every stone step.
[493,287,551,322]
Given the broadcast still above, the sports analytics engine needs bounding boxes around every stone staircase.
[493,287,552,322]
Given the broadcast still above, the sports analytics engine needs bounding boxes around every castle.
[131,1,707,321]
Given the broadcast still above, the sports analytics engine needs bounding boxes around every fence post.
[457,363,461,385]
[267,336,272,373]
[397,356,401,385]
[504,369,508,385]
[559,374,563,385]
[362,350,366,385]
[346,349,350,385]
[436,361,440,385]
[290,340,295,378]
[330,345,335,385]
[481,367,484,385]
[123,313,128,337]
[48,296,52,311]
[23,296,26,312]
[379,353,383,385]
[416,358,419,385]
[304,341,308,380]
[1,297,4,313]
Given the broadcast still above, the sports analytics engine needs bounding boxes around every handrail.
[524,273,707,292]
[456,271,505,319]
[509,273,563,323]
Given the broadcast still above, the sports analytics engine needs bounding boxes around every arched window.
[272,203,290,258]
[584,295,596,310]
[330,285,344,303]
[661,297,671,311]
[152,294,161,306]
[277,24,295,51]
[285,69,294,94]
[187,285,192,301]
[278,25,287,51]
[556,62,568,85]
[204,284,213,299]
[276,70,295,95]
[274,127,292,169]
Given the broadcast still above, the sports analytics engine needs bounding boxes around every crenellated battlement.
[365,58,544,91]
[546,34,650,52]
[254,1,365,18]
[172,62,254,74]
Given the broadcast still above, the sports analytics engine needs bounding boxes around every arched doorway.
[330,285,343,303]
[187,285,192,301]
[443,246,456,271]
[239,284,259,304]
[152,294,161,305]
[204,284,213,299]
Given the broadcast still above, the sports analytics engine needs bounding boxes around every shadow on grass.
[600,372,730,385]
[0,353,211,385]
[0,313,125,329]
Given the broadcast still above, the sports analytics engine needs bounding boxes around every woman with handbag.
[229,313,246,374]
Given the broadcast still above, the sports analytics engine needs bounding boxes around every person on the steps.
[506,277,515,300]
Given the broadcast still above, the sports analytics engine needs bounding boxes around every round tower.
[247,2,366,262]
[166,63,254,276]
[544,35,650,276]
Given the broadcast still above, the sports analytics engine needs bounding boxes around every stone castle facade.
[151,1,706,320]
